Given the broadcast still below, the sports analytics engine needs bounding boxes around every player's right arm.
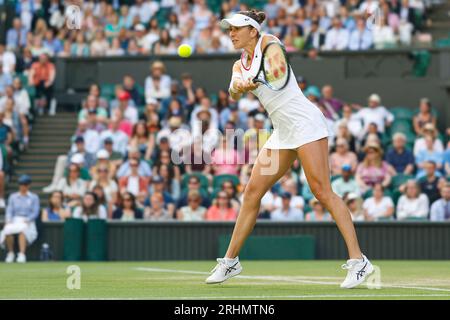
[229,60,259,101]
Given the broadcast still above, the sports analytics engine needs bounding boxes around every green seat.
[101,84,116,99]
[181,172,210,190]
[25,85,36,98]
[331,174,342,182]
[391,174,415,190]
[390,107,415,121]
[212,174,240,190]
[403,217,428,221]
[390,119,414,136]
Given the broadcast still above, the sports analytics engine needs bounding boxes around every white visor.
[220,13,261,32]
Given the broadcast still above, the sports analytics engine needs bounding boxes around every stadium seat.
[390,119,414,136]
[391,174,415,190]
[181,172,210,191]
[213,174,240,190]
[101,84,116,99]
[390,107,415,121]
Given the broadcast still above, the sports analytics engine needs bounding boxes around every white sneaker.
[0,198,5,208]
[5,252,15,263]
[16,253,26,263]
[340,254,374,289]
[205,257,242,284]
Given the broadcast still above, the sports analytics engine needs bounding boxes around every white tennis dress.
[239,34,331,149]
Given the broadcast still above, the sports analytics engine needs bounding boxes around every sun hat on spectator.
[168,116,182,128]
[346,192,359,203]
[18,174,32,185]
[134,24,145,32]
[96,149,110,160]
[368,94,381,103]
[304,86,321,98]
[342,164,352,172]
[254,114,266,122]
[423,123,437,136]
[152,175,164,184]
[118,91,131,101]
[71,153,85,165]
[363,141,383,154]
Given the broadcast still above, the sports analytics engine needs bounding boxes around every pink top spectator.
[205,206,237,221]
[356,161,390,187]
[330,152,358,175]
[211,148,241,176]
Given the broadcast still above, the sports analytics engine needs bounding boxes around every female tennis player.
[205,10,373,289]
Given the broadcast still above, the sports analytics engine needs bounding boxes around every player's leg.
[5,235,15,263]
[206,148,297,284]
[296,137,373,288]
[17,233,27,263]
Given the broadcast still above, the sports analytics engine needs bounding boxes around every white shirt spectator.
[129,0,159,24]
[354,106,395,134]
[140,31,160,51]
[348,28,373,50]
[430,198,450,221]
[271,207,304,221]
[274,196,305,210]
[13,88,30,114]
[359,0,379,14]
[363,196,395,220]
[145,74,171,101]
[78,129,101,154]
[100,130,129,156]
[396,194,429,220]
[73,205,108,221]
[156,127,192,153]
[0,50,16,74]
[238,95,260,113]
[373,25,396,49]
[413,137,444,157]
[56,178,87,198]
[123,106,138,124]
[335,117,364,140]
[324,27,350,51]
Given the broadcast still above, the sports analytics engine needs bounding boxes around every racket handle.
[252,78,264,84]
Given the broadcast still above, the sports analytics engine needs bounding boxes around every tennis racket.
[252,41,291,91]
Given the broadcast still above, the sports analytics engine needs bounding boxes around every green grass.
[1,261,450,300]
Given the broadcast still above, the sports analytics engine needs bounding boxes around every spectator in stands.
[6,18,27,51]
[156,116,191,153]
[415,135,444,179]
[71,32,90,57]
[90,30,110,56]
[28,53,55,115]
[129,121,152,159]
[145,61,171,102]
[43,28,63,56]
[372,15,396,49]
[349,16,373,50]
[345,192,365,221]
[112,192,143,221]
[305,198,332,221]
[0,44,16,75]
[73,192,108,221]
[116,90,138,125]
[1,97,21,145]
[332,164,361,197]
[176,190,207,221]
[271,192,304,221]
[69,136,96,170]
[89,160,118,206]
[1,175,39,263]
[354,94,394,135]
[386,132,415,175]
[146,175,176,217]
[324,16,350,51]
[118,156,150,201]
[430,184,450,221]
[56,162,87,208]
[413,123,444,157]
[413,98,436,136]
[418,161,446,205]
[144,192,172,220]
[1,85,29,147]
[396,180,429,220]
[330,138,358,175]
[444,142,450,177]
[335,104,364,142]
[205,191,237,221]
[220,180,241,213]
[362,183,395,221]
[123,75,144,107]
[41,191,70,222]
[304,19,326,50]
[0,62,13,96]
[100,119,129,156]
[356,142,394,193]
[12,78,31,139]
[211,136,241,176]
[320,85,343,121]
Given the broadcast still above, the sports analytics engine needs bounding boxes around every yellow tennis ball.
[178,44,192,58]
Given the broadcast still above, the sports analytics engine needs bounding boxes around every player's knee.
[310,183,333,203]
[243,183,264,203]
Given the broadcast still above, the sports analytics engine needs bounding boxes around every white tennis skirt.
[262,95,331,150]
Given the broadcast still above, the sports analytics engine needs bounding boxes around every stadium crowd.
[24,57,447,223]
[2,0,432,62]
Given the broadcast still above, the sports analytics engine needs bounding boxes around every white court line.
[134,267,450,293]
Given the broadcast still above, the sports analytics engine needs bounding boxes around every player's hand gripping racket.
[252,41,290,91]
